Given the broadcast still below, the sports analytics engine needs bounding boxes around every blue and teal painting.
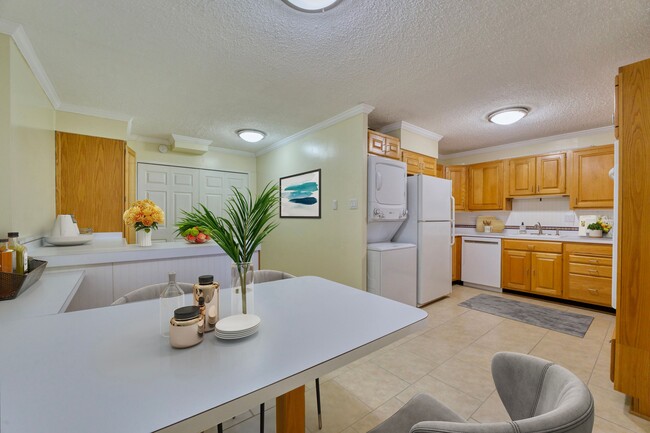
[280,170,320,217]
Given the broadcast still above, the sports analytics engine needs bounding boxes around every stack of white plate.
[215,314,261,340]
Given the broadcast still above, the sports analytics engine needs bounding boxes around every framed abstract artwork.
[279,169,321,218]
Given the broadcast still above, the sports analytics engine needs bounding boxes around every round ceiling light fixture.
[237,129,266,143]
[281,0,342,13]
[487,107,529,125]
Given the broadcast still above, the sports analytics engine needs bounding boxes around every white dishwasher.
[461,236,502,291]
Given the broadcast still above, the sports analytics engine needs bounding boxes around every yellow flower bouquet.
[123,199,165,233]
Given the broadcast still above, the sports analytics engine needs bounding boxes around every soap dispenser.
[519,222,526,234]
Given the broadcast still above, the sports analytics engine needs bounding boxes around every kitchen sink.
[511,232,563,238]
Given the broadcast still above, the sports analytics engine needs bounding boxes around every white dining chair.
[111,282,194,305]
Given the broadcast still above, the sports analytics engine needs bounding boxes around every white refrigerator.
[393,175,454,305]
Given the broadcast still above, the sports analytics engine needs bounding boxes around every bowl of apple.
[181,227,211,244]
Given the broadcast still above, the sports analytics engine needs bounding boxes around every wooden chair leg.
[315,378,322,430]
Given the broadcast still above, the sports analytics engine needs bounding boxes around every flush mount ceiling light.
[281,0,342,13]
[487,107,529,125]
[237,129,266,143]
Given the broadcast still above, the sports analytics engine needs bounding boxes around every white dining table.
[0,276,427,433]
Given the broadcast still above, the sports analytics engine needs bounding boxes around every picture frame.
[279,169,321,218]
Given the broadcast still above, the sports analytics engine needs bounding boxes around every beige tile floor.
[218,285,650,433]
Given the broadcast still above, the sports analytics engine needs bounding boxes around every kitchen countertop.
[454,228,613,244]
[30,237,233,267]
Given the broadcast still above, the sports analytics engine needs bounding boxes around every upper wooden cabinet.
[436,164,445,178]
[368,130,401,160]
[401,149,437,176]
[55,131,133,235]
[570,145,614,208]
[508,153,566,196]
[468,160,505,210]
[445,165,468,211]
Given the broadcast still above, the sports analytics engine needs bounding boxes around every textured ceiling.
[1,0,649,154]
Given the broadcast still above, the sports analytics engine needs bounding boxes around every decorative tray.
[0,259,48,301]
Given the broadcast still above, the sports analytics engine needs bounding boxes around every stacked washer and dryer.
[366,155,417,306]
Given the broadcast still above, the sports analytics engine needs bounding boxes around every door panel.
[508,157,536,196]
[531,252,562,296]
[417,221,452,303]
[537,153,566,194]
[419,175,452,221]
[502,250,530,291]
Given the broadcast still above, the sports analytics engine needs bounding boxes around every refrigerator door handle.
[450,196,456,246]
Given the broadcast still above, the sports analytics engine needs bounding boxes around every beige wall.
[385,128,439,158]
[256,113,368,289]
[128,140,257,193]
[55,111,128,140]
[0,36,56,238]
[440,129,615,165]
[0,36,11,236]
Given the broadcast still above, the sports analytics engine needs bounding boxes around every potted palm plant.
[176,183,279,314]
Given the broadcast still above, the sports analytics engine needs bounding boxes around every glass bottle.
[0,238,11,273]
[160,272,185,337]
[8,232,27,274]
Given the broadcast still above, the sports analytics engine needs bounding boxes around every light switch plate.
[332,200,338,210]
[349,199,358,210]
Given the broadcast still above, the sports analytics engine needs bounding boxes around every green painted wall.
[256,113,368,289]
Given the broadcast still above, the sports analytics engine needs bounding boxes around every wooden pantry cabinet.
[368,130,401,160]
[569,144,615,208]
[401,149,437,176]
[563,243,612,306]
[501,240,563,297]
[508,153,566,196]
[613,57,650,417]
[445,166,468,211]
[468,160,508,210]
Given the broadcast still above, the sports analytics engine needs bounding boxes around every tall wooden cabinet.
[614,57,650,417]
[570,145,615,208]
[55,132,135,236]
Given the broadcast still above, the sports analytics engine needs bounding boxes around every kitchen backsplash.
[455,196,614,228]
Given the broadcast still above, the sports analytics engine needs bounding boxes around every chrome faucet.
[534,222,543,235]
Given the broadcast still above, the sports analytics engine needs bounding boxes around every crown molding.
[439,126,615,160]
[57,102,133,123]
[380,121,443,141]
[208,146,256,157]
[256,103,375,156]
[0,18,61,109]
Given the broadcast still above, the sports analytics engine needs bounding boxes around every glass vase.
[231,262,254,315]
[160,272,185,337]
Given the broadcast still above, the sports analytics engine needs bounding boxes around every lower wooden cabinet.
[564,243,612,306]
[452,236,462,281]
[501,240,562,296]
[500,240,613,307]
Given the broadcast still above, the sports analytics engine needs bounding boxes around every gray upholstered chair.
[111,282,194,305]
[368,352,594,433]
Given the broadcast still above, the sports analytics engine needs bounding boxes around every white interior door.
[137,164,199,242]
[199,171,249,217]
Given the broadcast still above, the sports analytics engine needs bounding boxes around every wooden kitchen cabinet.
[570,144,614,208]
[613,57,650,417]
[446,166,468,211]
[56,131,134,235]
[501,240,563,296]
[468,160,507,210]
[452,236,462,281]
[507,153,566,196]
[436,163,445,178]
[368,130,401,160]
[564,243,612,306]
[401,149,437,176]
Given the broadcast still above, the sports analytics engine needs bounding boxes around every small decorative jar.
[169,306,204,349]
[193,275,220,332]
